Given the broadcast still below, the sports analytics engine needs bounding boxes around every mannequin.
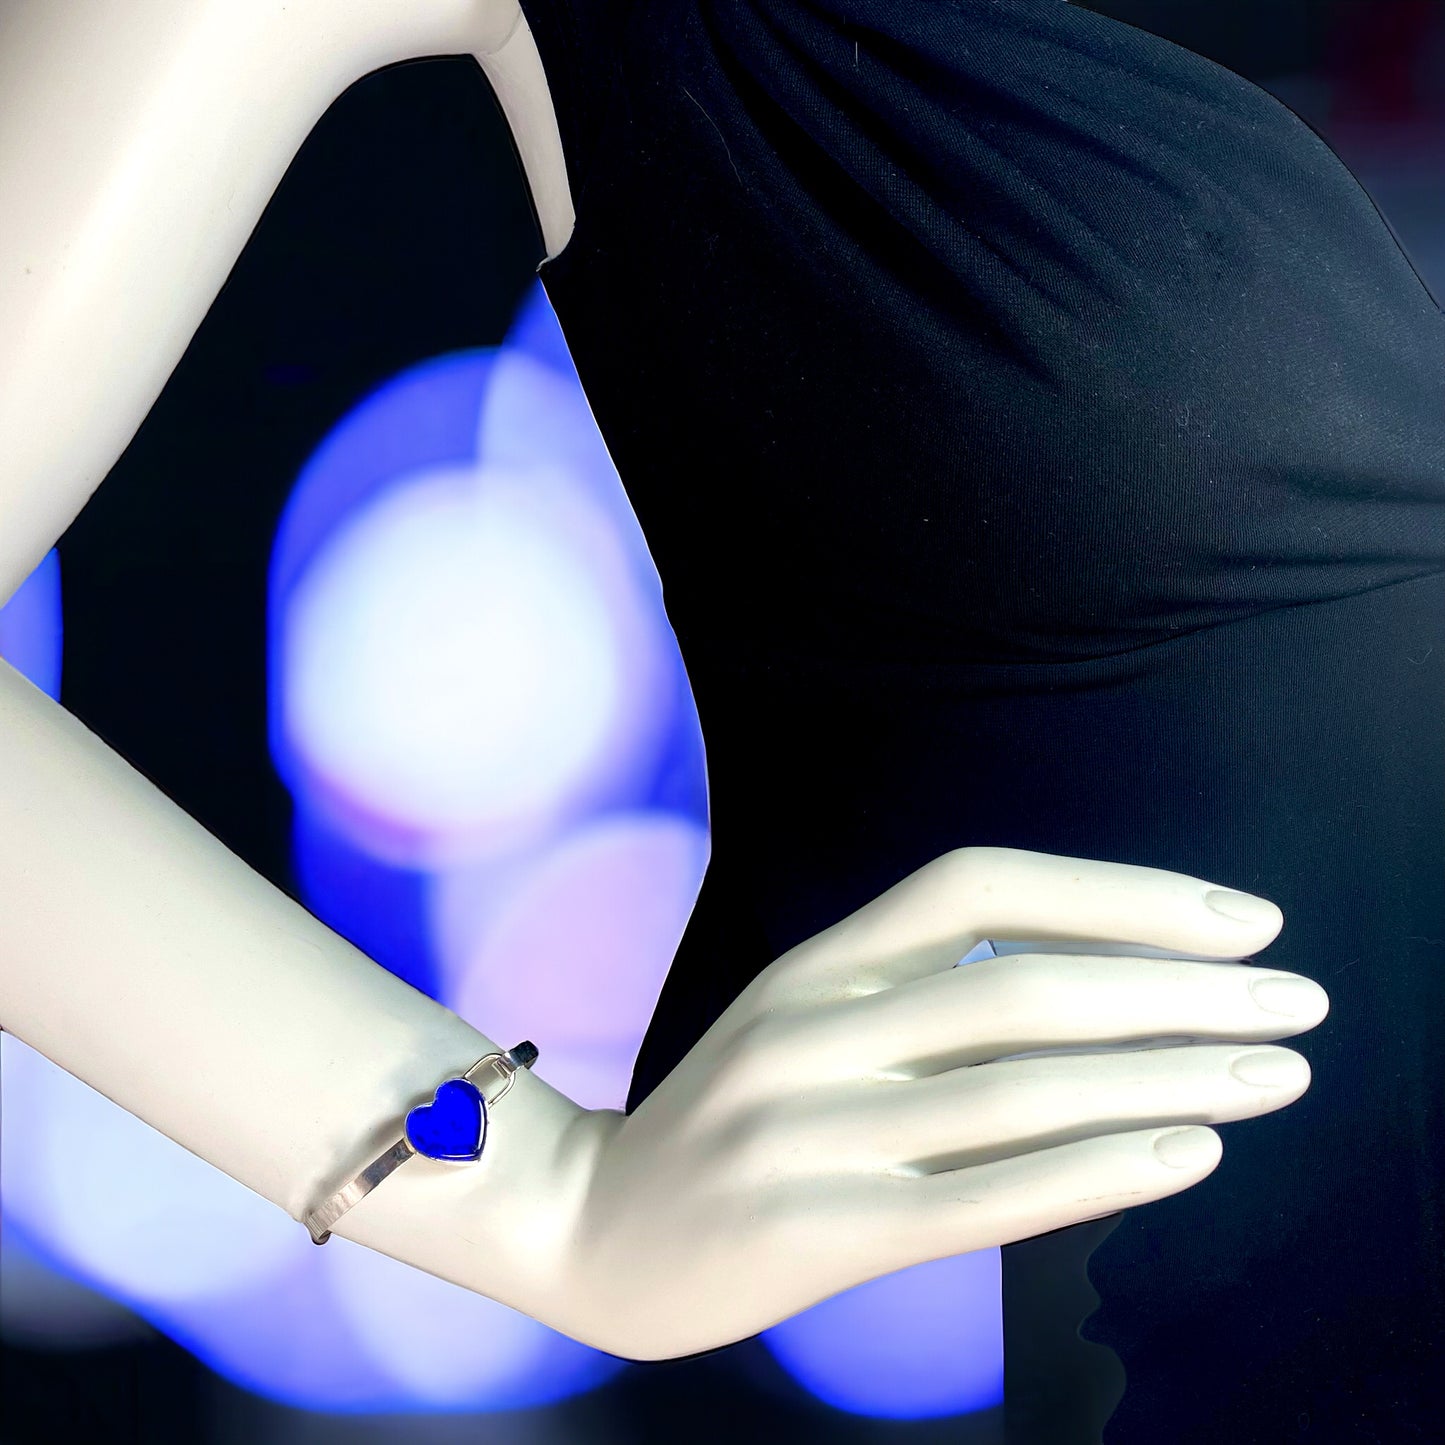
[0,0,1329,1365]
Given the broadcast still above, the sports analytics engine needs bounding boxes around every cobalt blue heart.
[405,1079,487,1161]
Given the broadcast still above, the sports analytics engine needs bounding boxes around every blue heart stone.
[405,1079,487,1161]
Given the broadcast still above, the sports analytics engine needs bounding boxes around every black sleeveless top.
[510,0,1445,1438]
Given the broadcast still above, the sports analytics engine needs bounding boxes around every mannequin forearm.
[0,656,601,1308]
[0,0,591,1328]
[0,649,1329,1358]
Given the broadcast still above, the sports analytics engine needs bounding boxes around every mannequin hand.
[552,846,1325,1360]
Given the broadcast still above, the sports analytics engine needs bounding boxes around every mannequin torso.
[0,0,1351,1399]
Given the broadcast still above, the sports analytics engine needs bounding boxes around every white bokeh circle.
[278,459,675,867]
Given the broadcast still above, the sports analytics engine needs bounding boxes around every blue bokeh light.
[762,1250,1005,1419]
[261,285,693,1409]
[1,286,1008,1426]
[0,546,62,700]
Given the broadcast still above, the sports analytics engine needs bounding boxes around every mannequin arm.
[0,655,600,1306]
[0,641,1331,1357]
[0,0,1332,1362]
[0,0,588,1322]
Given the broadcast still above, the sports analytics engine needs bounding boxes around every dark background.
[2,3,1442,1442]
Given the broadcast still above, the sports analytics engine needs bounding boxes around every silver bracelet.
[304,1041,539,1245]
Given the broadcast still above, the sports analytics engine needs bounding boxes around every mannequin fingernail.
[1152,1127,1216,1168]
[1229,1049,1306,1087]
[1250,976,1327,1017]
[1204,889,1282,925]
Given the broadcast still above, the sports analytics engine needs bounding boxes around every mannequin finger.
[809,1124,1224,1287]
[795,1044,1308,1175]
[774,951,1329,1080]
[769,846,1283,1000]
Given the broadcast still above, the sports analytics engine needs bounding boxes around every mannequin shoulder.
[0,0,523,107]
[0,0,570,600]
[0,0,573,258]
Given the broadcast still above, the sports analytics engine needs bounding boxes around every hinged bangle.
[303,1041,538,1245]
